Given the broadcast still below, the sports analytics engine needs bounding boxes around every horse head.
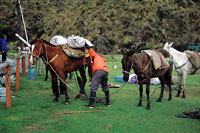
[121,47,135,81]
[30,38,44,65]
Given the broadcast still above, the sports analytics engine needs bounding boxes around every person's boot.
[105,91,110,107]
[86,92,96,109]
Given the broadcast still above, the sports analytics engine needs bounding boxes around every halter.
[122,60,133,75]
[31,41,59,64]
[31,42,42,59]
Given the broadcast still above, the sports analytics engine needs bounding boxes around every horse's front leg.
[181,72,187,98]
[51,72,59,103]
[145,79,151,110]
[78,67,87,97]
[176,74,182,97]
[137,80,143,107]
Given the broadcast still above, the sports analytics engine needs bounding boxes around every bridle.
[31,42,42,60]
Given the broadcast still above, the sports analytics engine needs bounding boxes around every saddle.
[184,50,200,69]
[143,50,170,70]
[61,44,89,58]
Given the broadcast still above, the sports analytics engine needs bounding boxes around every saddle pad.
[184,50,200,69]
[61,44,85,58]
[143,50,169,70]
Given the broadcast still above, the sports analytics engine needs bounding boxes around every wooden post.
[22,56,26,76]
[5,66,11,108]
[27,53,30,69]
[16,58,20,90]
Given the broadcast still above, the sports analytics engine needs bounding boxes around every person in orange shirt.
[85,42,110,109]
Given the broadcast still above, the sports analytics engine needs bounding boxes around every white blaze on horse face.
[29,45,35,64]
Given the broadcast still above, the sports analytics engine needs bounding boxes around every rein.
[174,61,187,69]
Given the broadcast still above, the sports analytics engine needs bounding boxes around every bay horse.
[121,47,173,110]
[163,42,200,98]
[30,38,92,104]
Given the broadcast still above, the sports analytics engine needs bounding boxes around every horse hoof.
[137,103,142,107]
[64,102,69,105]
[75,94,81,98]
[168,98,172,101]
[181,95,186,98]
[53,99,58,103]
[175,94,180,97]
[146,106,151,110]
[156,98,161,102]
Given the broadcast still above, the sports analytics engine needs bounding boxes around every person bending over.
[85,42,110,109]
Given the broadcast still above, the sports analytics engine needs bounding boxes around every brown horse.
[30,38,92,104]
[121,47,173,110]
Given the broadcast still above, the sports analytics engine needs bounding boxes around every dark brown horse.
[121,47,173,110]
[30,38,92,104]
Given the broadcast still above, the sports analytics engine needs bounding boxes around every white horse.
[163,42,199,98]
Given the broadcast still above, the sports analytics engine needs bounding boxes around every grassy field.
[0,54,200,132]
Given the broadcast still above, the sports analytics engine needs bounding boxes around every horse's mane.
[43,40,56,47]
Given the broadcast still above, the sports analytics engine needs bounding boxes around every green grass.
[0,54,200,132]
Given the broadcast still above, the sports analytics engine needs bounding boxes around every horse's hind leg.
[137,80,143,107]
[76,67,87,97]
[51,73,59,103]
[156,78,165,102]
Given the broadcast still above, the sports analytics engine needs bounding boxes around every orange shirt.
[88,48,109,73]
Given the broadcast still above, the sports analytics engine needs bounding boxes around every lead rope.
[40,56,127,99]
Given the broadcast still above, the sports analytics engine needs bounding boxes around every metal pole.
[17,0,29,43]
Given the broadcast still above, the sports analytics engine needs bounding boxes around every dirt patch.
[25,126,45,131]
[104,125,112,130]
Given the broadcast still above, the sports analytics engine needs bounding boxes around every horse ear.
[121,47,125,54]
[130,46,135,55]
[169,42,173,47]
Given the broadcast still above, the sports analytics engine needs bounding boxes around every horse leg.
[166,66,173,101]
[44,65,48,81]
[137,80,143,107]
[59,73,69,104]
[176,74,182,97]
[156,78,165,102]
[145,79,151,110]
[51,72,59,103]
[59,78,66,95]
[181,72,187,98]
[76,67,87,98]
[88,65,93,81]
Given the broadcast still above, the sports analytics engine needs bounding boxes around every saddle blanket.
[184,50,200,69]
[143,50,169,70]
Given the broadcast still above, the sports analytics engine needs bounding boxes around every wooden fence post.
[4,66,11,108]
[16,58,20,90]
[27,53,30,69]
[22,56,26,76]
